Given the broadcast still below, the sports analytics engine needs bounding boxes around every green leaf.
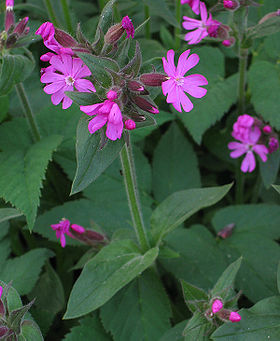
[151,184,232,245]
[272,184,280,195]
[0,54,34,95]
[277,261,280,294]
[181,280,209,313]
[249,61,280,129]
[183,312,213,340]
[211,257,242,300]
[152,122,200,202]
[63,315,111,341]
[121,41,142,77]
[95,0,116,40]
[0,280,22,312]
[211,296,280,340]
[0,208,22,224]
[8,299,35,335]
[78,53,119,88]
[0,135,62,230]
[143,0,179,28]
[0,248,54,295]
[19,320,44,341]
[71,116,124,194]
[64,240,159,319]
[159,320,186,341]
[247,16,280,39]
[260,150,280,188]
[100,269,172,341]
[65,91,101,106]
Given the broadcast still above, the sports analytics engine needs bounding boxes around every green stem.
[144,5,151,39]
[251,171,262,203]
[60,0,73,33]
[44,0,60,27]
[237,47,248,114]
[15,83,41,142]
[120,138,150,252]
[175,0,181,51]
[235,165,244,204]
[99,0,106,11]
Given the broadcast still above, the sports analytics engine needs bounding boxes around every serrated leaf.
[71,116,124,194]
[211,257,242,300]
[0,135,62,230]
[0,208,22,224]
[152,122,200,202]
[181,280,209,313]
[143,0,179,28]
[64,240,159,319]
[151,184,232,245]
[183,312,213,340]
[211,296,280,340]
[0,248,54,295]
[260,150,280,189]
[65,91,101,106]
[249,61,280,129]
[19,320,43,341]
[100,268,171,341]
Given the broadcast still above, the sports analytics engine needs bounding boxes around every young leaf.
[183,312,213,340]
[0,208,22,224]
[151,184,232,245]
[8,299,35,335]
[64,240,159,319]
[159,320,186,341]
[71,117,124,194]
[0,135,62,230]
[100,269,172,341]
[19,320,44,341]
[181,280,209,313]
[211,257,242,300]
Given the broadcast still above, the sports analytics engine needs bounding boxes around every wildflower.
[229,311,242,322]
[263,125,272,134]
[181,0,201,15]
[5,0,14,31]
[182,2,220,44]
[161,49,207,112]
[51,218,85,248]
[223,0,239,10]
[222,37,235,47]
[268,137,279,153]
[212,299,223,313]
[104,16,134,44]
[217,223,235,239]
[228,126,268,173]
[232,114,254,141]
[5,0,14,10]
[40,54,95,109]
[125,119,136,130]
[121,16,135,39]
[80,90,124,141]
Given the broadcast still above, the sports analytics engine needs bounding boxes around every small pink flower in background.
[263,125,272,134]
[268,137,279,153]
[51,219,85,248]
[223,0,239,10]
[182,2,220,44]
[121,16,135,39]
[40,54,95,109]
[229,311,242,323]
[162,49,208,112]
[80,90,124,141]
[212,299,223,314]
[181,0,201,15]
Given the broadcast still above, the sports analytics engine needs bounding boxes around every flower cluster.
[211,299,242,323]
[228,114,279,173]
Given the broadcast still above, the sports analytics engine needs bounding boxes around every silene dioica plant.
[0,0,280,339]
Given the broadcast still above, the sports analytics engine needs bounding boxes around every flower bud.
[217,309,242,323]
[263,125,272,134]
[268,137,279,153]
[128,80,148,94]
[72,229,107,246]
[223,0,239,10]
[5,9,14,32]
[14,17,29,35]
[54,28,78,48]
[217,223,235,239]
[212,299,223,313]
[222,37,235,47]
[229,311,242,322]
[5,32,18,48]
[259,10,280,25]
[140,73,168,87]
[121,16,134,39]
[125,119,136,130]
[104,23,124,44]
[132,96,159,114]
[107,90,118,100]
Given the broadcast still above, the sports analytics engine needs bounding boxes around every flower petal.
[200,2,208,23]
[44,81,65,94]
[108,103,122,124]
[252,144,268,162]
[177,49,190,76]
[162,79,174,96]
[80,103,103,115]
[51,90,65,105]
[179,88,193,112]
[75,79,96,92]
[41,72,64,83]
[106,121,123,140]
[88,115,107,134]
[241,151,255,173]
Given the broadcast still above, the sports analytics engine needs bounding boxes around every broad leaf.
[143,0,179,28]
[95,0,116,40]
[152,122,200,202]
[64,240,159,319]
[159,321,186,341]
[260,150,280,188]
[100,269,172,341]
[151,184,232,245]
[0,208,22,224]
[0,135,62,230]
[71,116,124,194]
[122,41,142,77]
[181,280,209,313]
[277,262,280,294]
[19,320,44,341]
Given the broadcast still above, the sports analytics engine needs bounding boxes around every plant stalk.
[120,138,150,252]
[15,83,41,142]
[60,0,73,34]
[44,0,60,27]
[144,5,151,39]
[237,47,248,114]
[235,165,244,204]
[99,0,106,11]
[175,0,181,50]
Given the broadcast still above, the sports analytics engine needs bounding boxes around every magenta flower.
[182,2,219,44]
[51,219,85,248]
[268,137,279,153]
[40,54,96,109]
[121,16,135,39]
[232,114,254,141]
[80,90,124,141]
[229,311,241,323]
[212,299,223,314]
[181,0,201,15]
[125,119,136,130]
[228,126,269,173]
[6,0,14,10]
[162,49,208,112]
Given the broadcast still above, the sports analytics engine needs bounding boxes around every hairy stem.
[15,83,41,142]
[175,0,181,50]
[60,0,73,33]
[44,0,60,27]
[120,139,150,252]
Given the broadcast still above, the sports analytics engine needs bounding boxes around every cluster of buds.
[0,283,35,339]
[228,114,279,173]
[208,298,242,323]
[51,218,108,248]
[0,0,30,50]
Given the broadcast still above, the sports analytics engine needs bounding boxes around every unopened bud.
[140,73,168,86]
[259,10,280,25]
[14,17,29,35]
[263,125,272,134]
[222,37,235,47]
[54,28,77,48]
[223,0,239,10]
[128,80,148,94]
[212,299,223,313]
[133,96,159,114]
[5,32,18,48]
[217,223,235,239]
[217,309,242,323]
[72,229,107,246]
[268,137,279,153]
[107,90,118,100]
[125,119,136,130]
[5,9,14,31]
[208,23,230,40]
[104,23,124,44]
[229,311,242,322]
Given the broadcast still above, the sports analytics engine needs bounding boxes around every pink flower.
[268,137,279,153]
[181,0,201,15]
[80,90,124,141]
[263,125,272,134]
[182,2,219,44]
[212,299,223,314]
[229,311,241,323]
[121,16,134,39]
[125,119,136,130]
[51,219,85,248]
[6,0,14,10]
[232,114,254,141]
[162,49,208,112]
[40,54,96,109]
[228,126,269,173]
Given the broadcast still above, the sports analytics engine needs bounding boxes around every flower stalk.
[237,47,248,114]
[144,5,151,39]
[120,138,150,252]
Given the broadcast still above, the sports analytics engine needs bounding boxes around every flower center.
[65,76,75,86]
[174,76,184,86]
